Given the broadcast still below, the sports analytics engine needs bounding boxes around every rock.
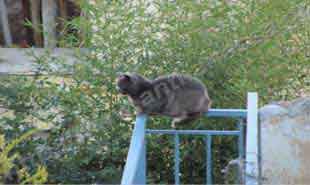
[260,97,310,184]
[287,97,310,117]
[259,104,288,122]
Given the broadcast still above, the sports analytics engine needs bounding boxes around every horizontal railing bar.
[146,129,240,136]
[206,109,247,118]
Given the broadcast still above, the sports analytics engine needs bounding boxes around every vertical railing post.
[121,114,147,185]
[245,92,259,185]
[135,137,146,184]
[238,119,245,159]
[206,135,212,185]
[238,119,245,184]
[174,134,180,185]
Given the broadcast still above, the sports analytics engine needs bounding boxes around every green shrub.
[0,130,47,184]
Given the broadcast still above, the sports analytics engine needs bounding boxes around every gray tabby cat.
[117,73,212,125]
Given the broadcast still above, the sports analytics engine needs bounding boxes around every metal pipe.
[147,129,240,136]
[174,134,180,185]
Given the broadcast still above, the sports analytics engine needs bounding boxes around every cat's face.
[116,74,132,95]
[116,73,151,97]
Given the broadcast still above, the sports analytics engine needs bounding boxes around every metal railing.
[121,92,259,185]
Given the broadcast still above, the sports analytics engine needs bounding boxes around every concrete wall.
[0,48,87,74]
[260,97,310,184]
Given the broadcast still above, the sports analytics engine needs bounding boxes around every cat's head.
[116,73,151,97]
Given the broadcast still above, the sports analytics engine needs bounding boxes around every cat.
[117,73,212,125]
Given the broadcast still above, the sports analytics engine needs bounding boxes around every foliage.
[0,0,309,184]
[0,129,47,184]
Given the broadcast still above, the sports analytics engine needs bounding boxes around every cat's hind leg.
[171,112,201,128]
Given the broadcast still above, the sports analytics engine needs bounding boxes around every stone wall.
[260,97,310,184]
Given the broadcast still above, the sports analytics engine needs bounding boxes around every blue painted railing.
[121,92,258,185]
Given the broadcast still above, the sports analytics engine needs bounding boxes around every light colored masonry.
[260,97,310,184]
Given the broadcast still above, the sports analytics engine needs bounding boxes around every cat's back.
[152,73,206,91]
[150,73,211,117]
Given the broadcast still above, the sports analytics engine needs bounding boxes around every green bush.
[0,129,47,184]
[0,0,309,183]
